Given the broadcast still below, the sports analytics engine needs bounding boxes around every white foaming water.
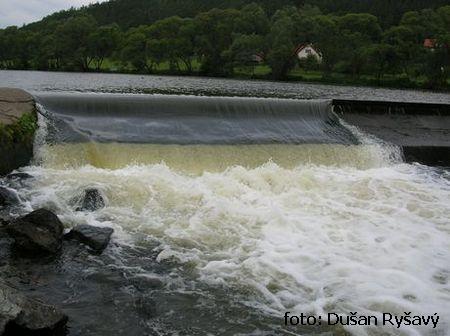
[16,159,450,336]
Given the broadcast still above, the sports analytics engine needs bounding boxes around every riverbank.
[0,88,37,176]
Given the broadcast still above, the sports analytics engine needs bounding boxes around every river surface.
[0,70,449,336]
[1,70,450,103]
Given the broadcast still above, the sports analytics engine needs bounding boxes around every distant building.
[423,38,437,49]
[251,52,265,64]
[295,44,322,63]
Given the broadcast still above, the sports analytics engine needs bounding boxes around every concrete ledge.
[0,88,37,176]
[0,88,35,125]
[333,100,450,166]
[333,99,450,116]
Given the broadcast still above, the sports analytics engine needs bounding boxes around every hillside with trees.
[0,0,449,89]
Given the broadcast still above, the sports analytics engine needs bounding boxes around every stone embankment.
[0,88,37,176]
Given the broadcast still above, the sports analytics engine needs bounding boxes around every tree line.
[1,3,449,88]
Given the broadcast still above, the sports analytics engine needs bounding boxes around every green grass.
[95,58,202,74]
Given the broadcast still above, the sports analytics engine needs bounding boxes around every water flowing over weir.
[35,93,357,144]
[33,93,403,170]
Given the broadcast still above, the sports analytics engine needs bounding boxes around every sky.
[0,0,108,28]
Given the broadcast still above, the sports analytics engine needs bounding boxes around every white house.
[295,44,322,63]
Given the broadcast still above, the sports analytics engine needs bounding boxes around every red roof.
[294,43,308,54]
[293,43,321,57]
[423,39,436,48]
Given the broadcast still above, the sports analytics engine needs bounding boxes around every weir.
[35,93,357,145]
[30,92,450,169]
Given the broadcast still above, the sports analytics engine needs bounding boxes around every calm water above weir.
[0,70,449,336]
[2,70,450,103]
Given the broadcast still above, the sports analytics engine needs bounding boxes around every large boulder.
[6,209,64,254]
[76,188,106,212]
[66,224,113,252]
[0,282,68,335]
[0,187,20,207]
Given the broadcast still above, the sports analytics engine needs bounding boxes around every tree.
[421,34,450,88]
[145,16,197,72]
[311,15,341,74]
[337,13,382,42]
[235,3,270,35]
[266,7,302,79]
[55,15,98,70]
[225,33,265,75]
[335,14,382,78]
[194,8,240,76]
[88,24,122,71]
[121,27,150,72]
[382,25,422,79]
[176,19,197,73]
[365,43,399,81]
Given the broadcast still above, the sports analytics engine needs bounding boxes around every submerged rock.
[76,188,106,212]
[6,172,33,181]
[6,209,64,254]
[0,187,20,207]
[66,224,113,252]
[0,282,68,335]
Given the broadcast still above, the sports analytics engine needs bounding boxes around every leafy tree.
[88,24,122,70]
[225,33,265,75]
[194,8,241,76]
[175,19,197,72]
[311,15,341,74]
[337,13,382,42]
[336,14,382,77]
[382,25,422,79]
[55,15,98,70]
[365,43,399,81]
[235,3,270,35]
[421,34,450,87]
[266,7,301,79]
[121,27,151,72]
[146,16,196,72]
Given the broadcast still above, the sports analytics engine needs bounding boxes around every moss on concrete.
[0,88,37,175]
[0,111,37,146]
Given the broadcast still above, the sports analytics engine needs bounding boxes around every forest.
[0,0,449,89]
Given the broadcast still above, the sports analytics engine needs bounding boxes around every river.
[0,70,449,336]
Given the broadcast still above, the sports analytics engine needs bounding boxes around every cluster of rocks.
[0,182,114,335]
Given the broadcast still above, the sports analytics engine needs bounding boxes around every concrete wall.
[0,88,36,175]
[333,100,450,166]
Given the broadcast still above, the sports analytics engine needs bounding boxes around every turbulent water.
[3,91,450,336]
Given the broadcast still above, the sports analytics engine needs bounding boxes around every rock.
[131,274,164,290]
[6,209,64,254]
[6,172,33,181]
[0,282,67,335]
[66,225,113,252]
[0,88,35,126]
[76,188,106,212]
[0,187,20,207]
